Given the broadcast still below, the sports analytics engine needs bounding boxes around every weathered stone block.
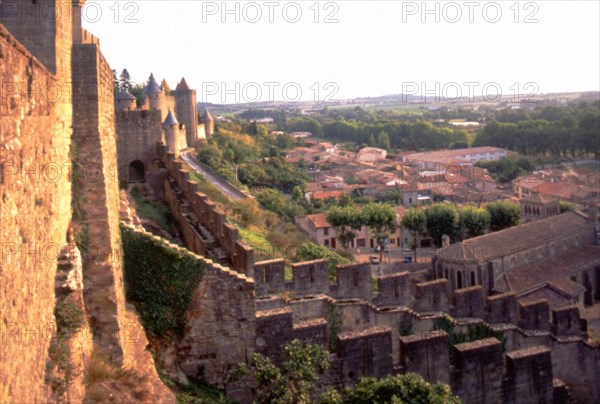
[335,262,372,301]
[413,279,449,312]
[452,285,484,318]
[518,299,550,331]
[254,259,286,296]
[486,292,517,324]
[451,338,504,403]
[374,272,410,306]
[399,331,449,384]
[292,259,330,296]
[504,346,554,404]
[337,326,393,385]
[552,306,582,336]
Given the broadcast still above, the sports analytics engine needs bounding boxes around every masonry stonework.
[1,15,74,404]
[1,3,174,401]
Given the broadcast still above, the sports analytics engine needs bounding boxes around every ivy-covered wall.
[120,225,206,340]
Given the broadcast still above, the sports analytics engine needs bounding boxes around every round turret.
[163,110,181,156]
[116,90,137,111]
[144,73,164,111]
[202,108,215,138]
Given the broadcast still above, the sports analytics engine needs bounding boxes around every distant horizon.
[83,1,600,103]
[194,89,600,107]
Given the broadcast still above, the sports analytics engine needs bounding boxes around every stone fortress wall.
[158,149,600,402]
[1,16,75,402]
[115,75,205,185]
[1,1,173,402]
[3,1,595,402]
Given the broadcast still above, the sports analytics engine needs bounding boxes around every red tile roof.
[311,190,344,200]
[533,182,579,199]
[437,211,593,263]
[306,213,330,228]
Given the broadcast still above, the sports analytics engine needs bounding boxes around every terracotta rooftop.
[311,190,344,200]
[533,182,579,199]
[305,182,322,193]
[505,245,599,298]
[521,192,557,205]
[437,211,593,263]
[306,213,330,228]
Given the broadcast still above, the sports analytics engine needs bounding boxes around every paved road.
[181,152,248,202]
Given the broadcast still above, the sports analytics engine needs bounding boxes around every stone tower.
[116,90,137,111]
[174,77,199,146]
[163,110,183,156]
[144,73,166,118]
[202,107,215,138]
[161,78,172,94]
[1,0,75,80]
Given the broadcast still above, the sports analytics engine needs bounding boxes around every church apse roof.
[436,211,593,264]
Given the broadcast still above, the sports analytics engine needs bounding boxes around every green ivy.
[399,318,414,336]
[45,295,84,398]
[433,316,505,365]
[328,306,343,352]
[55,296,85,335]
[120,225,206,340]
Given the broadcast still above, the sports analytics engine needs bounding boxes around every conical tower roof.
[161,79,172,93]
[202,108,213,122]
[176,77,190,91]
[143,73,162,96]
[116,90,136,101]
[163,110,179,126]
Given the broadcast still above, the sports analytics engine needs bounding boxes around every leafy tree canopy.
[486,201,520,231]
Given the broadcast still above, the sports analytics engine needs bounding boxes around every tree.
[326,205,365,250]
[337,194,353,207]
[322,373,460,404]
[112,69,119,93]
[130,83,145,106]
[376,130,391,150]
[238,340,329,404]
[256,189,305,220]
[367,133,376,147]
[424,203,460,247]
[486,201,520,231]
[363,203,397,262]
[401,208,426,263]
[119,68,132,92]
[459,206,491,239]
[291,185,305,202]
[295,242,350,279]
[559,201,576,213]
[235,199,263,227]
[196,143,223,169]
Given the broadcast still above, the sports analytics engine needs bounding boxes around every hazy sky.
[82,1,600,103]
